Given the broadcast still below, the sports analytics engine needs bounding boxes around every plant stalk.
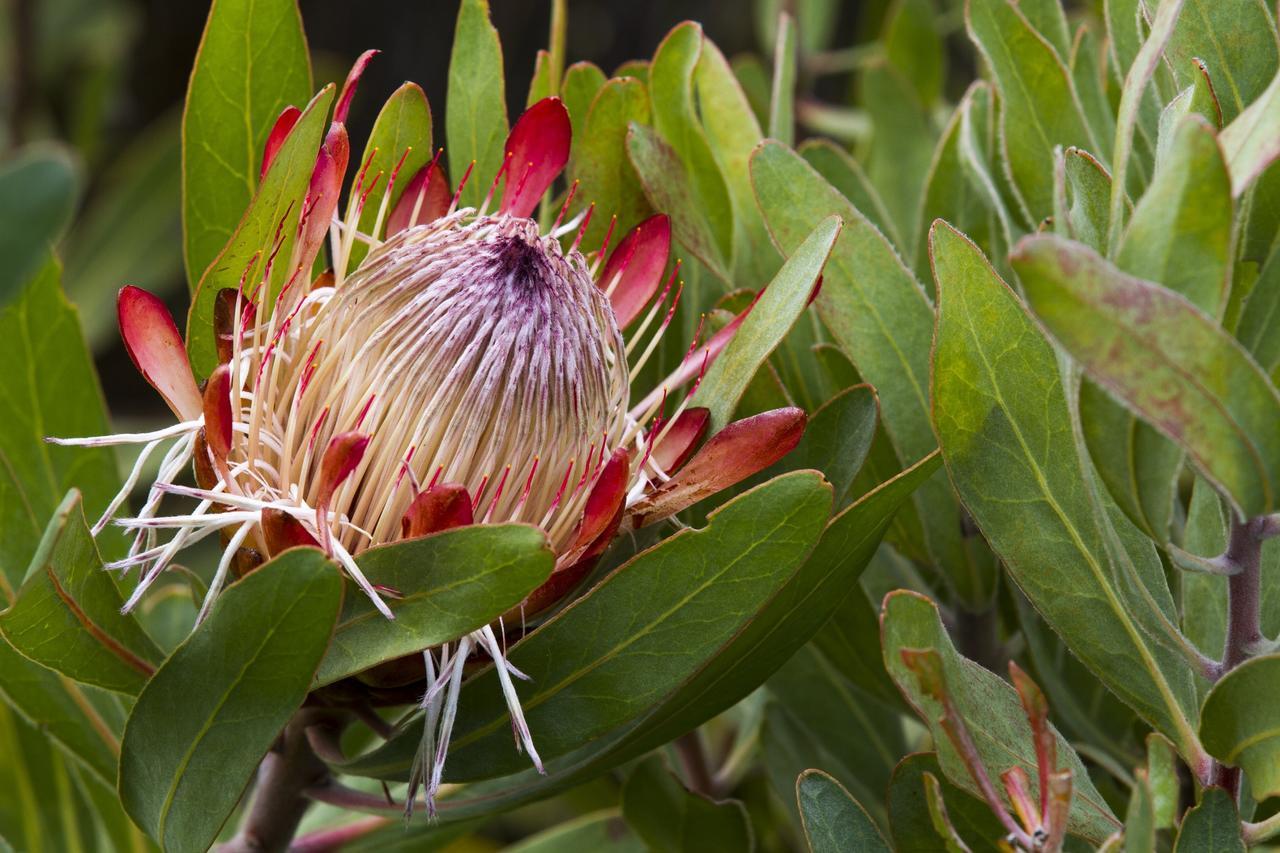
[675,731,717,798]
[220,716,331,852]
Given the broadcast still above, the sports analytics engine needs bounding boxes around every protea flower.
[53,54,805,811]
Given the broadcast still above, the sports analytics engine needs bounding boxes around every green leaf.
[447,0,508,210]
[572,78,652,247]
[0,637,120,788]
[628,123,728,281]
[346,83,433,270]
[119,549,341,852]
[693,215,840,431]
[1220,63,1280,197]
[621,755,752,852]
[881,590,1121,843]
[343,455,933,817]
[186,85,334,377]
[1145,733,1178,829]
[1200,653,1280,800]
[561,62,607,166]
[764,644,903,826]
[931,222,1199,745]
[434,471,832,781]
[1166,0,1279,125]
[884,0,944,108]
[181,0,311,292]
[1013,233,1280,517]
[315,524,553,686]
[1157,61,1223,168]
[1071,25,1117,163]
[814,589,903,710]
[767,12,797,147]
[1062,147,1113,253]
[860,59,934,257]
[0,147,81,305]
[966,0,1097,221]
[64,117,182,351]
[1120,115,1232,314]
[918,83,996,278]
[0,259,118,584]
[694,36,779,285]
[1173,787,1244,852]
[1,493,160,695]
[797,769,889,853]
[507,810,644,853]
[799,139,900,255]
[1123,769,1155,852]
[752,141,995,608]
[647,23,734,274]
[887,753,1006,852]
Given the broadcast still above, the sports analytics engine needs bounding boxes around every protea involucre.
[56,54,806,811]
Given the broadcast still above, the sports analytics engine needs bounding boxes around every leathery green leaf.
[694,35,780,285]
[752,140,995,607]
[119,549,341,853]
[648,22,734,273]
[343,455,934,817]
[0,146,81,305]
[1200,653,1280,800]
[1,493,159,695]
[0,258,119,581]
[346,82,433,270]
[1119,114,1232,315]
[436,471,832,781]
[1013,233,1280,518]
[561,62,607,168]
[622,755,752,852]
[931,222,1199,747]
[965,0,1097,222]
[1165,0,1279,125]
[1173,787,1244,852]
[573,78,652,248]
[797,769,890,853]
[628,122,728,281]
[447,0,508,210]
[1123,769,1156,851]
[860,59,934,258]
[1220,63,1280,197]
[881,590,1121,843]
[888,752,1006,851]
[799,138,900,255]
[693,216,840,431]
[181,0,311,293]
[315,523,553,686]
[186,85,334,378]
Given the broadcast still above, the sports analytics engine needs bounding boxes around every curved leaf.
[1200,653,1280,801]
[315,523,553,686]
[447,0,508,209]
[797,769,889,853]
[182,0,311,292]
[119,549,341,852]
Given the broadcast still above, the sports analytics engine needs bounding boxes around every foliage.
[4,0,1280,849]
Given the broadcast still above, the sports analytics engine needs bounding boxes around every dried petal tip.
[317,432,370,510]
[117,286,202,421]
[500,97,571,219]
[335,49,380,125]
[261,508,320,556]
[598,214,671,327]
[201,365,234,460]
[649,407,710,474]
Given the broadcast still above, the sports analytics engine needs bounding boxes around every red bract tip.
[261,106,301,180]
[296,126,348,271]
[525,448,629,617]
[598,214,671,328]
[387,158,451,236]
[499,97,571,219]
[335,49,380,125]
[261,508,320,556]
[117,286,202,421]
[627,407,807,528]
[317,431,369,509]
[201,365,234,460]
[649,407,710,474]
[400,483,474,539]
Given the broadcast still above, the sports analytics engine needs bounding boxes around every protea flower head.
[54,54,806,812]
